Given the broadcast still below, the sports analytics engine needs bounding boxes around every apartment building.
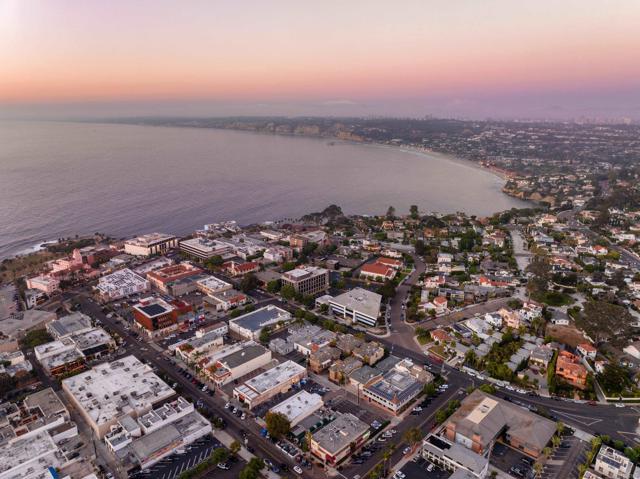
[124,233,177,256]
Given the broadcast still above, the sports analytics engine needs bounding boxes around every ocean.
[0,120,527,258]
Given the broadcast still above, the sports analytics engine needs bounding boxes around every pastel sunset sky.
[2,0,639,119]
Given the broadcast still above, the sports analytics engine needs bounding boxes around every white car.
[402,447,411,455]
[293,465,303,475]
[224,403,231,409]
[427,463,434,472]
[615,403,625,408]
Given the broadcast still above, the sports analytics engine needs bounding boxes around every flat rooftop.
[230,305,291,332]
[97,269,148,293]
[365,368,422,403]
[270,390,323,425]
[312,412,369,455]
[48,312,92,338]
[133,297,174,318]
[330,287,382,319]
[219,343,269,369]
[125,233,175,247]
[0,430,60,478]
[62,355,174,427]
[196,275,232,292]
[283,266,327,281]
[236,360,305,399]
[180,238,230,253]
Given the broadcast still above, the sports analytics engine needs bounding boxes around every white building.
[269,390,323,426]
[62,355,174,438]
[594,446,633,479]
[229,305,292,340]
[96,268,150,301]
[205,341,272,386]
[484,312,503,328]
[195,275,233,296]
[328,287,382,327]
[124,233,177,257]
[233,360,307,409]
[179,238,232,260]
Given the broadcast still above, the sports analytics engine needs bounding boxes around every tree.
[551,435,561,449]
[205,255,224,269]
[259,326,272,344]
[229,440,241,456]
[20,329,53,349]
[403,427,423,450]
[423,382,437,397]
[556,421,565,436]
[597,363,633,395]
[577,301,634,346]
[410,205,419,220]
[386,205,396,219]
[265,411,291,439]
[266,280,281,293]
[240,273,259,293]
[414,239,426,256]
[377,280,396,299]
[280,284,296,300]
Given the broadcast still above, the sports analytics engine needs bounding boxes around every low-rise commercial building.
[269,390,323,427]
[310,412,370,465]
[26,275,60,294]
[233,360,307,409]
[175,330,225,362]
[124,233,177,257]
[362,367,423,415]
[422,434,489,479]
[96,268,150,301]
[204,289,248,311]
[594,446,633,479]
[229,305,291,340]
[62,355,174,438]
[205,341,272,386]
[328,287,382,327]
[195,275,233,296]
[147,263,201,292]
[132,296,179,337]
[47,312,93,340]
[281,266,329,296]
[179,238,232,260]
[444,390,555,458]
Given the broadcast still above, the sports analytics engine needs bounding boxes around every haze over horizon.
[2,0,640,121]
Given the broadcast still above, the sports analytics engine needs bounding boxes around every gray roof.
[312,413,369,455]
[221,343,268,369]
[230,305,290,332]
[365,369,422,403]
[349,365,381,385]
[446,390,555,453]
[423,434,488,475]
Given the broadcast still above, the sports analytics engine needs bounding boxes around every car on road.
[615,403,625,408]
[402,447,411,455]
[217,463,230,470]
[293,465,303,474]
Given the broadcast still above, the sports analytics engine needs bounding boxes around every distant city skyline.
[2,0,639,120]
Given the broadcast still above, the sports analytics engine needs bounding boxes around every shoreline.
[0,120,533,262]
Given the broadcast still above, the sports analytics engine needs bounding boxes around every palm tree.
[556,421,565,436]
[533,462,543,477]
[403,427,423,452]
[551,435,562,449]
[543,447,552,458]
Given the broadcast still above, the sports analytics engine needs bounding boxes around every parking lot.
[539,435,589,479]
[329,396,384,427]
[400,456,450,479]
[491,442,535,478]
[130,435,236,479]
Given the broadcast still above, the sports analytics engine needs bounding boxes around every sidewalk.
[213,429,281,479]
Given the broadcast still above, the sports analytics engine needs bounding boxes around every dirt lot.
[546,324,587,348]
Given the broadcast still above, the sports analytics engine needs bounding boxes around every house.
[432,329,453,344]
[498,308,520,329]
[484,313,503,329]
[577,343,597,360]
[555,351,588,389]
[529,346,555,368]
[623,341,640,360]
